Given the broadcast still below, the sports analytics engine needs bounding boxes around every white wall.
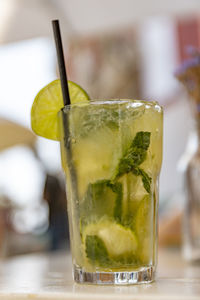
[0,0,200,43]
[60,0,200,34]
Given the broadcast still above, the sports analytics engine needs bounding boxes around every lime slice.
[83,220,137,258]
[31,79,90,140]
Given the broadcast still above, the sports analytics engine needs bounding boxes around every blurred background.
[0,0,200,257]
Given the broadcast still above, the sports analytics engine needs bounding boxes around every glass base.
[73,265,155,285]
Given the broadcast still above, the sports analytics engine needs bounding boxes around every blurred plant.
[175,47,200,121]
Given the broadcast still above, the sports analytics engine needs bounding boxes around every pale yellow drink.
[59,99,163,284]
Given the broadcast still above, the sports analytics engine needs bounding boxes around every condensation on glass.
[58,100,163,284]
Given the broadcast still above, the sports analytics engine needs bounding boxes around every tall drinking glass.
[59,99,163,285]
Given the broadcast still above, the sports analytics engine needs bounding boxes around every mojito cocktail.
[30,21,163,285]
[59,99,163,284]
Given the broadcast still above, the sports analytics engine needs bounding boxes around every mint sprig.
[82,131,152,268]
[80,131,152,231]
[115,131,152,193]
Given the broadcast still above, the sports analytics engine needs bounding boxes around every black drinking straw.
[52,19,70,106]
[52,20,79,204]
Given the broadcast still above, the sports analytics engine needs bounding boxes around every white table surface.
[0,249,199,300]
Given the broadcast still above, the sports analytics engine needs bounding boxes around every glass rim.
[60,99,162,113]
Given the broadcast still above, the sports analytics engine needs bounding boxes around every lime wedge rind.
[31,79,90,140]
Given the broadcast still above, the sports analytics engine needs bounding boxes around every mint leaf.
[85,235,111,266]
[80,180,123,226]
[132,168,151,194]
[115,131,151,178]
[132,131,151,150]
